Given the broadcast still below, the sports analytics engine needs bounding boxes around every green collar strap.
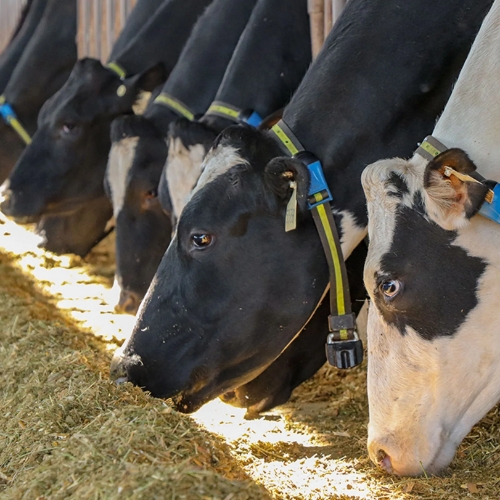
[106,61,127,80]
[0,95,32,145]
[270,119,363,369]
[154,93,195,121]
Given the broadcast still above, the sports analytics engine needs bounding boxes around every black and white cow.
[361,0,500,477]
[0,0,76,182]
[0,0,47,94]
[0,0,211,255]
[162,0,311,220]
[111,0,492,412]
[106,0,257,314]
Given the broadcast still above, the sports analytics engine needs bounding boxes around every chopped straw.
[0,216,499,499]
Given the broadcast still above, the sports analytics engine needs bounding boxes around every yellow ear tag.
[285,180,297,232]
[117,85,127,97]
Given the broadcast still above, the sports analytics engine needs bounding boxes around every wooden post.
[0,0,29,54]
[324,0,332,43]
[77,0,138,63]
[308,0,324,60]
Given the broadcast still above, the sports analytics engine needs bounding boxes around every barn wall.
[77,0,137,63]
[0,0,29,53]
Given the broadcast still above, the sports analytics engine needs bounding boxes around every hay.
[0,217,499,500]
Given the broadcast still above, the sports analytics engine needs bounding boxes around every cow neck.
[110,0,213,78]
[108,0,164,60]
[416,136,500,225]
[269,118,364,369]
[0,0,49,94]
[213,0,311,121]
[2,0,77,120]
[280,0,493,232]
[159,0,257,120]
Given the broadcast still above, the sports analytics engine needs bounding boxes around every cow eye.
[191,234,213,249]
[379,279,402,300]
[145,188,158,199]
[62,123,77,134]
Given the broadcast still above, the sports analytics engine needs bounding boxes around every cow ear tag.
[285,180,297,232]
[116,85,127,97]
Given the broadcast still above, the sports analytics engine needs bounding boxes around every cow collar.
[206,101,263,128]
[269,119,363,369]
[106,61,127,80]
[0,95,32,145]
[416,135,500,225]
[154,93,195,121]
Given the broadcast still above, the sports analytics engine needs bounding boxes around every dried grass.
[0,217,499,500]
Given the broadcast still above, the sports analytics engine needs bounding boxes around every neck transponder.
[270,120,364,369]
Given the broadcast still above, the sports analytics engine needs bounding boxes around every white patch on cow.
[190,144,248,198]
[166,138,206,219]
[106,137,139,217]
[334,208,367,258]
[363,1,500,476]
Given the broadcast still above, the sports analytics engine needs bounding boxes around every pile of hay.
[1,217,500,500]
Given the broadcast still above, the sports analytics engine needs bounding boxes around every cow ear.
[264,157,310,213]
[126,62,167,93]
[423,148,490,230]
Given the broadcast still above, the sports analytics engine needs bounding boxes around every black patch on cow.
[111,114,164,143]
[374,204,486,340]
[385,171,410,199]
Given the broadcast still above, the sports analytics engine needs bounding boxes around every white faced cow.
[362,0,500,476]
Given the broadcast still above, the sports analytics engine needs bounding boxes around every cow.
[106,0,257,314]
[110,0,492,413]
[162,0,311,220]
[0,0,47,94]
[0,0,212,256]
[361,0,500,477]
[0,0,77,182]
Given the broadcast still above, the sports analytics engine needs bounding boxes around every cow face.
[111,126,362,411]
[362,150,500,476]
[0,58,165,223]
[106,115,172,315]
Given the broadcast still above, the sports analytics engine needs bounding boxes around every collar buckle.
[326,331,364,369]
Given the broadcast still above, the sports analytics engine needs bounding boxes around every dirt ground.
[1,214,499,500]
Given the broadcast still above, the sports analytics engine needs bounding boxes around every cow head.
[361,149,500,476]
[0,58,165,223]
[111,125,366,412]
[106,114,172,315]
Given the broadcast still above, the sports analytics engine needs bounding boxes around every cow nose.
[110,350,128,384]
[114,289,142,315]
[376,448,393,474]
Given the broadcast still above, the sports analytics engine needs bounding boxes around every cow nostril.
[377,449,393,473]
